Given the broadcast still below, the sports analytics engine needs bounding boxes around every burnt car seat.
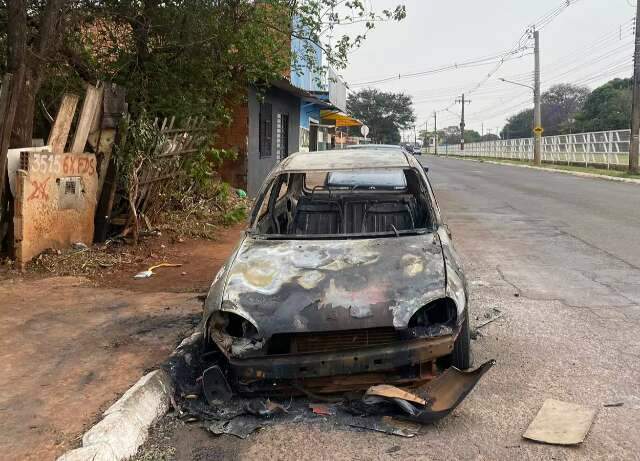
[361,198,416,233]
[291,197,343,234]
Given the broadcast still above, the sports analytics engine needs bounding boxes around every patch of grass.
[222,205,247,226]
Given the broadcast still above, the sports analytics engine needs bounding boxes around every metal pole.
[534,29,542,165]
[630,2,640,173]
[456,94,470,151]
[433,111,438,155]
[461,94,465,151]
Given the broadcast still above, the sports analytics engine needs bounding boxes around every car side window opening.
[251,168,434,237]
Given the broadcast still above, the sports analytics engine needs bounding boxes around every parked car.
[345,143,408,153]
[202,148,470,393]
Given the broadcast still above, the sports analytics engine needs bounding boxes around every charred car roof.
[274,149,419,173]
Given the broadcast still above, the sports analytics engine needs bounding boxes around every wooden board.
[71,85,102,154]
[47,94,79,154]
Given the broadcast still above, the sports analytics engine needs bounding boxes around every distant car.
[202,148,470,393]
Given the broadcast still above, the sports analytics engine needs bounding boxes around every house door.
[309,124,318,152]
[277,113,289,158]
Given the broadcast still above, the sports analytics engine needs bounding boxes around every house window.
[276,113,290,160]
[259,102,273,158]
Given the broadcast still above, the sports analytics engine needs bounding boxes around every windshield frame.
[249,165,439,239]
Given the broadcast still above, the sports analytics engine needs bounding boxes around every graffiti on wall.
[27,177,51,201]
[29,153,96,176]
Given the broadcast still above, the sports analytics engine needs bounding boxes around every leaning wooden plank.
[47,93,79,154]
[71,84,101,153]
[85,85,105,152]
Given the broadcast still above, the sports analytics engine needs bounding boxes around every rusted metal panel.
[229,335,455,380]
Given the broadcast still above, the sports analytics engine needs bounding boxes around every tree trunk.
[10,69,40,147]
[7,0,68,148]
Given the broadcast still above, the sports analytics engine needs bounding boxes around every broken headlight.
[402,298,456,339]
[212,311,260,339]
[211,311,264,357]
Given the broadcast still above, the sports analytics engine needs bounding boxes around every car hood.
[217,233,446,338]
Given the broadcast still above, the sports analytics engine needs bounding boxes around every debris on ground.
[206,416,264,439]
[133,262,182,279]
[475,308,504,329]
[523,399,597,445]
[163,336,496,440]
[354,361,495,424]
[309,403,336,416]
[350,416,421,438]
[244,399,289,417]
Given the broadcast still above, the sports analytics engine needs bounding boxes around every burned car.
[203,149,470,393]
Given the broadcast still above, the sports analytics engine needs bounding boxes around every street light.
[498,77,541,164]
[498,77,534,91]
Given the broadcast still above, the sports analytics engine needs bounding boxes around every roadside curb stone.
[439,155,640,185]
[57,369,174,461]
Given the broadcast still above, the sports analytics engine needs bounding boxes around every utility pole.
[630,1,640,174]
[456,94,470,150]
[533,29,542,165]
[433,111,438,155]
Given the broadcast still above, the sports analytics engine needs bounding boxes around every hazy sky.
[339,0,635,137]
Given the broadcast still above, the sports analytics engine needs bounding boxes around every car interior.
[252,168,434,236]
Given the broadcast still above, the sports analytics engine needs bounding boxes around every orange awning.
[320,110,363,127]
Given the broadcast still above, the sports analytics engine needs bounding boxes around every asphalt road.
[136,156,640,460]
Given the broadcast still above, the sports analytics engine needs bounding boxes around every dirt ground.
[0,224,244,461]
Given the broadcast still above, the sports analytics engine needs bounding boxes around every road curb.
[56,330,202,461]
[438,155,640,185]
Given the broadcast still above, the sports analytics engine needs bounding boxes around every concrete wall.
[14,151,98,268]
[247,87,300,197]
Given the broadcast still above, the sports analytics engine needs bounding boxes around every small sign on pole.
[534,126,544,135]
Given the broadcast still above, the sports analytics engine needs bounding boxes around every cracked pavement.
[135,156,640,460]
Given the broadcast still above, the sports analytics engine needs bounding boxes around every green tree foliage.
[501,108,534,139]
[1,0,406,144]
[500,83,590,138]
[541,84,590,135]
[572,78,632,133]
[347,89,415,144]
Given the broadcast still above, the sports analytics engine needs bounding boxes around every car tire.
[438,309,471,370]
[452,309,471,369]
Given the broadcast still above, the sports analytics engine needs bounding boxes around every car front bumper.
[228,333,456,381]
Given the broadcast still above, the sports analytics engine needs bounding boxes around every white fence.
[433,129,631,168]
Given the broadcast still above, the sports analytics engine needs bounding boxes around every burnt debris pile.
[162,331,495,439]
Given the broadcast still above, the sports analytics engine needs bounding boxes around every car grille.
[268,327,402,355]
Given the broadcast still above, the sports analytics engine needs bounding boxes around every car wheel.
[438,309,471,370]
[452,309,471,369]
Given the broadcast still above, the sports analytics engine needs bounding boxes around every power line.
[350,48,531,87]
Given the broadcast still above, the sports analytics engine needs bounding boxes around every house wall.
[247,86,300,197]
[216,102,249,189]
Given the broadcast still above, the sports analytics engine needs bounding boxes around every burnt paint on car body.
[201,149,469,384]
[206,233,446,343]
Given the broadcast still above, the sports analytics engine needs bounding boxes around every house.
[217,23,359,197]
